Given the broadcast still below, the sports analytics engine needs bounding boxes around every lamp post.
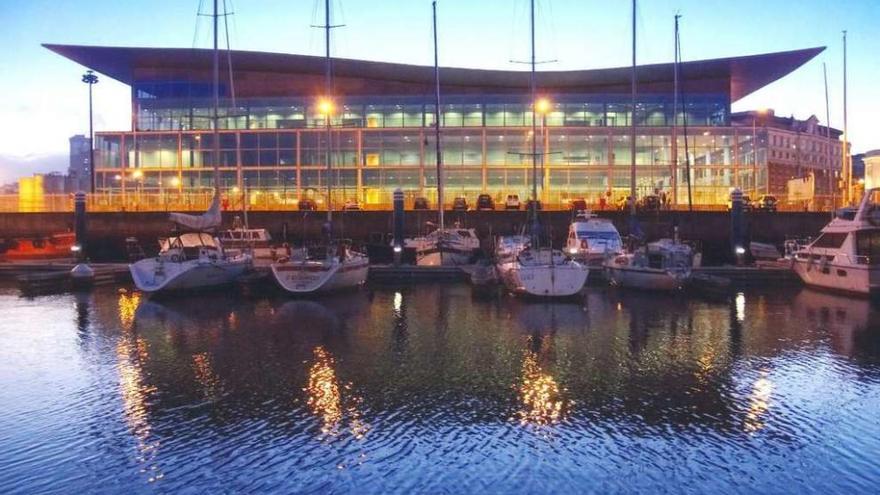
[81,70,99,194]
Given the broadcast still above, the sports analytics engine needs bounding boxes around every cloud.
[0,153,68,185]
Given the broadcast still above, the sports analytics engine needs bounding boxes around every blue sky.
[0,0,877,181]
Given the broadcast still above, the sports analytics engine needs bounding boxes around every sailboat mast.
[629,0,637,216]
[672,14,679,206]
[212,0,220,195]
[529,0,538,236]
[433,1,444,231]
[325,0,333,224]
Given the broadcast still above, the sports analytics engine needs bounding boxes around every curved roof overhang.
[44,44,823,103]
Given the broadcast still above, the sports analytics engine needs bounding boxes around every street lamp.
[81,70,99,194]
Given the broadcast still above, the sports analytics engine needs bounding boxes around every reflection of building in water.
[116,330,162,482]
[192,352,223,400]
[306,346,367,439]
[743,372,773,433]
[517,336,566,426]
[117,291,141,330]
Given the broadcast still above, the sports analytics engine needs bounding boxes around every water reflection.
[116,324,161,482]
[117,290,141,330]
[743,371,773,433]
[517,335,566,426]
[306,346,367,439]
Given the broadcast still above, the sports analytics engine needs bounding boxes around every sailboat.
[129,0,250,294]
[401,1,479,267]
[602,2,694,291]
[500,0,588,298]
[270,0,369,294]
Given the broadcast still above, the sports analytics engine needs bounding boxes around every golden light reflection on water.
[116,334,162,482]
[393,291,403,316]
[744,372,773,433]
[306,346,367,438]
[517,341,566,426]
[192,352,223,400]
[735,292,746,322]
[117,291,141,330]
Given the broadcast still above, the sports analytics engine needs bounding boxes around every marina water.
[0,283,878,493]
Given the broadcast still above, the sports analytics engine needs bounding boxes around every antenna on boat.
[212,0,220,200]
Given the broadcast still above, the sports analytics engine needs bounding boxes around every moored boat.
[564,211,623,270]
[0,232,76,261]
[500,247,588,298]
[791,188,880,296]
[271,242,369,294]
[605,239,694,291]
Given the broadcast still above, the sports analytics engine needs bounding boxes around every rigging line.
[223,0,236,108]
[192,0,206,49]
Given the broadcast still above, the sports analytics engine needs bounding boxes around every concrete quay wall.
[0,210,830,264]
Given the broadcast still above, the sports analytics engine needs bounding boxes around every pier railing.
[0,193,839,213]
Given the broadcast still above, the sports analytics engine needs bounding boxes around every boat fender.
[580,240,588,249]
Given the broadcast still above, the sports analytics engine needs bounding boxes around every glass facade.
[92,90,771,207]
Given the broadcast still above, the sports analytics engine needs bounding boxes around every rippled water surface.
[1,282,879,493]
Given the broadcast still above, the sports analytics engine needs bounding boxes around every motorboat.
[604,239,694,291]
[403,225,480,266]
[791,188,880,296]
[0,232,76,261]
[129,232,251,294]
[564,211,623,269]
[271,241,369,294]
[499,247,589,298]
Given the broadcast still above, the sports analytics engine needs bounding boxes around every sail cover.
[169,194,222,231]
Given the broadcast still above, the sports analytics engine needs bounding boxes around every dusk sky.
[0,0,877,182]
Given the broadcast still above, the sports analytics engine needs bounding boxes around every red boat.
[0,233,77,261]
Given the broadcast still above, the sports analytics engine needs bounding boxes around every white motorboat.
[605,239,694,291]
[564,211,623,269]
[500,247,589,298]
[130,232,251,293]
[271,242,369,294]
[404,226,480,266]
[791,188,880,296]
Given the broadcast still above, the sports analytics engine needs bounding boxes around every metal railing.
[0,193,840,213]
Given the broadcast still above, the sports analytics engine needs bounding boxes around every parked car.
[639,195,661,212]
[413,197,430,210]
[298,198,318,211]
[568,198,588,211]
[525,199,542,212]
[755,195,778,212]
[476,194,495,211]
[727,195,753,211]
[452,197,469,211]
[505,194,521,210]
[343,200,362,211]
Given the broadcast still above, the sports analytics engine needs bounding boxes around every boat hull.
[271,258,369,294]
[129,258,249,293]
[502,263,588,297]
[792,259,880,296]
[416,248,473,267]
[605,265,688,291]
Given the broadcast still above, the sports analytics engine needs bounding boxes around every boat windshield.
[577,230,621,242]
[162,233,218,251]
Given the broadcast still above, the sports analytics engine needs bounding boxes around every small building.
[68,134,91,193]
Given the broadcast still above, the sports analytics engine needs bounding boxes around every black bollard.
[392,188,405,265]
[730,188,745,265]
[74,191,87,261]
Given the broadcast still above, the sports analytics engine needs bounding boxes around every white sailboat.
[399,1,479,267]
[605,238,694,291]
[270,0,369,294]
[791,188,880,295]
[500,0,588,298]
[129,1,250,294]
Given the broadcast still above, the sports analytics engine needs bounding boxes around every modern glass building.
[46,44,825,208]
